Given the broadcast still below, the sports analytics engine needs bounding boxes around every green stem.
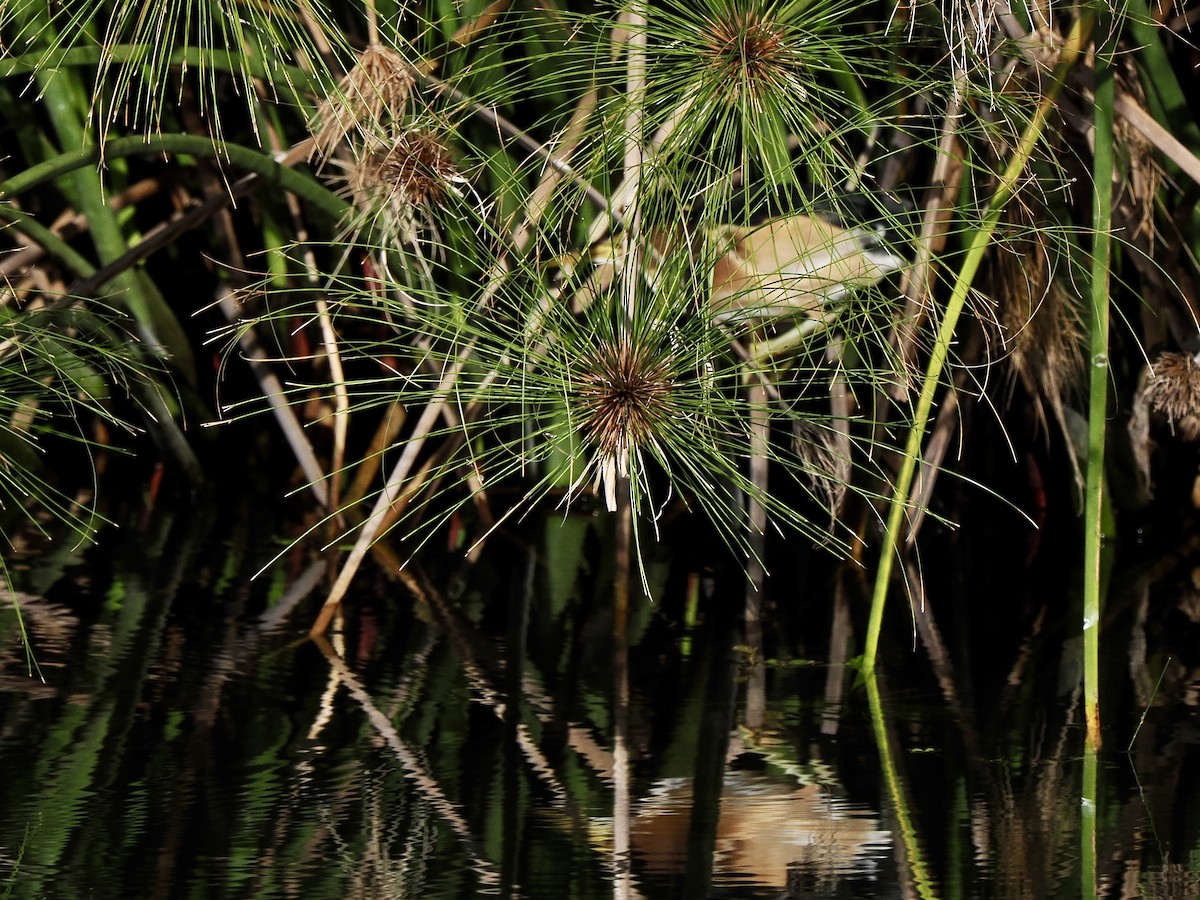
[0,135,347,223]
[16,25,207,481]
[0,45,314,101]
[0,206,97,279]
[861,11,1096,677]
[1084,0,1117,753]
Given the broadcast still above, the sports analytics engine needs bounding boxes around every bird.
[563,208,907,322]
[704,213,906,322]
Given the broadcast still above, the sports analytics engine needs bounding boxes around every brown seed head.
[344,130,459,242]
[370,130,457,209]
[311,45,416,159]
[1145,351,1200,440]
[576,340,674,461]
[701,8,799,108]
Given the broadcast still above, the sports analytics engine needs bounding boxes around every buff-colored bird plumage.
[707,215,904,321]
[568,213,904,320]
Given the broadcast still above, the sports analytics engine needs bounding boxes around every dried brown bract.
[1115,64,1161,245]
[311,44,417,161]
[990,197,1087,486]
[344,130,461,243]
[362,131,457,208]
[791,420,849,518]
[1143,351,1200,441]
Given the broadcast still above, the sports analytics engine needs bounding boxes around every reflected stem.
[865,674,940,900]
[1081,746,1098,900]
[613,477,634,900]
[310,634,502,885]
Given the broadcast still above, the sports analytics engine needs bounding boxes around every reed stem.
[1083,0,1117,751]
[861,11,1096,676]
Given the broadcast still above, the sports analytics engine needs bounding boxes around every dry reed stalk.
[905,380,961,544]
[256,107,352,525]
[744,380,769,732]
[612,13,648,891]
[343,402,406,509]
[499,85,601,289]
[450,0,513,46]
[580,98,696,260]
[310,353,471,637]
[0,178,164,278]
[1115,94,1200,188]
[792,411,851,519]
[311,294,349,516]
[214,289,330,509]
[311,86,602,635]
[892,85,967,399]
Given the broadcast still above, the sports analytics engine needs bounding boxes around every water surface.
[2,490,1199,898]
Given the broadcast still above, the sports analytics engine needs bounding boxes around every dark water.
[2,485,1200,899]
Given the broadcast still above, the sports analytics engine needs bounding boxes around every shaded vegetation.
[1,0,1197,611]
[3,0,1200,893]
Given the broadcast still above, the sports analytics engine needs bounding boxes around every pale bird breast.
[579,214,904,320]
[709,215,904,322]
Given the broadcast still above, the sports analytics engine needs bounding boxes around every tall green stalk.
[24,39,193,378]
[1084,0,1117,752]
[0,135,348,223]
[861,12,1096,676]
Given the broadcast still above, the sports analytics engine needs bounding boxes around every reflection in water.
[633,770,890,890]
[2,496,1200,898]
